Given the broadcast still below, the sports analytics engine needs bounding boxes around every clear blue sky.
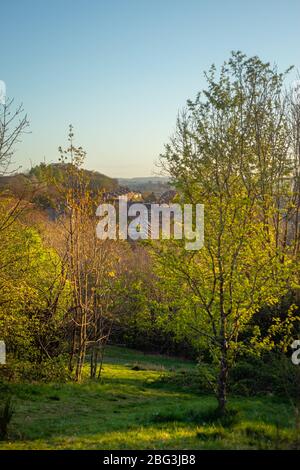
[1,0,300,177]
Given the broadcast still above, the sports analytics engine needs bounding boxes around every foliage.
[4,356,72,383]
[157,51,298,413]
[0,214,70,365]
[1,52,300,449]
[229,353,298,397]
[0,397,14,440]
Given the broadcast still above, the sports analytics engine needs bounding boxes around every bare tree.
[0,98,29,175]
[55,126,120,382]
[0,98,30,233]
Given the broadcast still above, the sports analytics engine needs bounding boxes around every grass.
[0,345,298,449]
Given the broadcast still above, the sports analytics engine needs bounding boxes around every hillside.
[0,163,118,209]
[29,163,118,192]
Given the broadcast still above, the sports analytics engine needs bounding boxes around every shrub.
[0,397,14,440]
[229,353,298,397]
[4,356,71,383]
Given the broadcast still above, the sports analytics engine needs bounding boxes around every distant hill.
[29,163,118,192]
[118,176,171,195]
[0,173,33,196]
[0,168,173,210]
[0,163,118,210]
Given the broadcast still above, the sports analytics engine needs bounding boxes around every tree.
[288,77,300,302]
[0,218,70,367]
[0,99,29,234]
[0,98,28,175]
[55,126,120,381]
[158,52,296,414]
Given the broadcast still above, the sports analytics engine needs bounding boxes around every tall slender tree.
[158,52,296,414]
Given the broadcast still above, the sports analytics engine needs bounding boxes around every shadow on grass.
[0,359,296,449]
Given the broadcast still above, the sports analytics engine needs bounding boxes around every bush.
[154,352,299,399]
[229,353,298,397]
[4,356,71,383]
[0,397,14,440]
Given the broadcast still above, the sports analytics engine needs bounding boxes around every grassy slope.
[0,346,296,450]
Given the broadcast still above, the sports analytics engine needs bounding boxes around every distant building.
[103,186,142,202]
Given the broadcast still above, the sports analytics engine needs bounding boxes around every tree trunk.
[217,349,228,415]
[75,309,87,382]
[68,324,77,372]
[90,345,99,379]
[217,310,228,415]
[97,343,105,379]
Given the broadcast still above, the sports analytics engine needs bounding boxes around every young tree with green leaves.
[158,52,297,414]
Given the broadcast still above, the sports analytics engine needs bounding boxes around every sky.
[1,0,300,178]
